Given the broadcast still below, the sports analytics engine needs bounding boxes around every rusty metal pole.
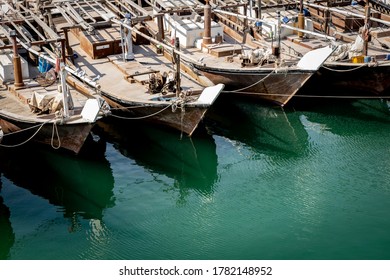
[10,30,24,89]
[203,0,212,46]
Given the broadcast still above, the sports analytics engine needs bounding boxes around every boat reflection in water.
[291,97,390,137]
[95,119,218,204]
[205,97,309,158]
[0,177,15,260]
[0,143,115,236]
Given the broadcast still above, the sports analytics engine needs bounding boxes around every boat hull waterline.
[0,116,94,154]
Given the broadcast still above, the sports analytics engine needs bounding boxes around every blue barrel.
[38,57,52,73]
[255,21,262,27]
[386,54,390,60]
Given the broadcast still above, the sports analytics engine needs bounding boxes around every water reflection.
[95,119,218,203]
[0,144,115,234]
[0,176,15,260]
[295,99,390,136]
[206,97,309,157]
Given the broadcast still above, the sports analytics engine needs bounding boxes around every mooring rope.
[228,69,277,93]
[51,121,61,149]
[0,119,51,148]
[109,102,173,120]
[108,91,196,120]
[220,90,389,99]
[322,63,368,72]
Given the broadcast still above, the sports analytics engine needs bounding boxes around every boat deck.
[0,66,95,124]
[68,30,205,105]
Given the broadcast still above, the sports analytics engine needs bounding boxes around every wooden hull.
[0,116,94,154]
[310,62,390,95]
[101,93,211,136]
[193,65,313,106]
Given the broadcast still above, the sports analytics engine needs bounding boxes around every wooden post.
[257,0,262,33]
[63,28,74,64]
[272,11,281,57]
[61,39,67,64]
[203,0,212,45]
[324,10,330,35]
[298,0,305,38]
[157,14,165,41]
[175,38,181,97]
[243,3,248,30]
[363,3,370,56]
[10,30,24,89]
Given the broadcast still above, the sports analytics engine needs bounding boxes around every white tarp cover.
[327,35,364,62]
[29,91,61,113]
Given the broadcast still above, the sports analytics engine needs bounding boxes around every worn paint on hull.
[0,118,93,154]
[102,95,209,136]
[194,65,313,106]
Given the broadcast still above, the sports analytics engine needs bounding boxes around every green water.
[1,98,390,260]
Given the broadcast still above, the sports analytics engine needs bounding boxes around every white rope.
[228,69,276,93]
[51,121,61,149]
[109,85,199,121]
[322,63,368,72]
[0,120,49,148]
[220,90,390,99]
[110,102,173,120]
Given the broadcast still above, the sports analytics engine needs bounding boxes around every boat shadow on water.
[0,144,115,235]
[289,95,390,136]
[205,96,310,158]
[0,177,15,260]
[94,119,218,203]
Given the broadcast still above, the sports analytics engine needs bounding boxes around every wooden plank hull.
[309,63,390,95]
[101,94,210,136]
[0,116,94,154]
[193,65,313,106]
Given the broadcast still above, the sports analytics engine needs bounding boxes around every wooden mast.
[363,1,371,56]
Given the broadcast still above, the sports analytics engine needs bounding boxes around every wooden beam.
[16,2,61,39]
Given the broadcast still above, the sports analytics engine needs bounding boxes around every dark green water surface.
[1,98,390,260]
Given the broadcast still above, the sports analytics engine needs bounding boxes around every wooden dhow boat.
[190,44,334,106]
[217,0,390,97]
[0,7,110,154]
[169,0,389,102]
[137,0,336,106]
[303,1,390,96]
[43,1,224,136]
